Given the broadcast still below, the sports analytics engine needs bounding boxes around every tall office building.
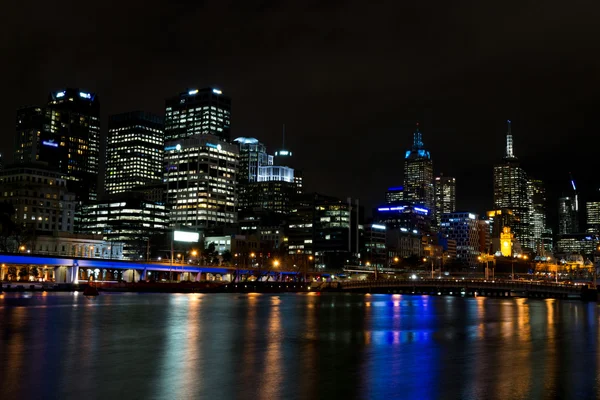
[529,179,547,252]
[440,212,481,267]
[234,137,271,184]
[164,88,231,142]
[15,106,45,164]
[493,120,531,250]
[586,201,600,233]
[45,89,101,200]
[105,111,164,195]
[434,175,456,223]
[164,134,238,229]
[15,89,100,200]
[403,124,433,210]
[558,196,579,235]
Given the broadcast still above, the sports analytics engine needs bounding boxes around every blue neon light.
[79,92,91,99]
[571,180,576,191]
[56,91,65,98]
[405,151,411,159]
[165,146,178,151]
[414,207,429,215]
[378,206,405,212]
[206,143,222,150]
[42,140,59,148]
[378,207,390,211]
[212,88,222,95]
[388,186,403,191]
[188,89,199,95]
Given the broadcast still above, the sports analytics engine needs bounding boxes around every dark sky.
[3,0,600,224]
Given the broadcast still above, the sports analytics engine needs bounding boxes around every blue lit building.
[440,212,481,267]
[386,186,404,204]
[404,124,434,210]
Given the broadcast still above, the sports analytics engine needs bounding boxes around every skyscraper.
[528,179,547,252]
[164,134,238,229]
[105,111,164,195]
[558,197,579,235]
[234,137,271,184]
[385,186,404,204]
[15,106,45,164]
[586,201,600,233]
[403,124,433,210]
[434,175,456,223]
[164,88,231,142]
[493,120,531,250]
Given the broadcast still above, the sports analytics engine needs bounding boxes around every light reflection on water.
[0,292,598,400]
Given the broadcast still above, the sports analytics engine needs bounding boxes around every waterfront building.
[287,193,362,269]
[555,233,599,257]
[105,111,164,195]
[439,212,481,267]
[403,124,434,210]
[76,193,169,260]
[164,134,238,229]
[360,223,387,268]
[164,87,231,141]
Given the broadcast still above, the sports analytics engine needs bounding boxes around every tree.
[222,250,233,265]
[7,266,17,281]
[18,267,29,281]
[30,266,39,279]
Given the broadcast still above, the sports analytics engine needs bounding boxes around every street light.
[273,260,280,268]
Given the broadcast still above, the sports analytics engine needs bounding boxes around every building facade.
[164,88,231,142]
[586,201,600,233]
[76,194,169,260]
[234,137,270,184]
[440,212,481,267]
[493,120,532,250]
[105,111,164,195]
[385,186,404,204]
[0,163,77,235]
[434,175,456,223]
[15,106,45,164]
[403,124,434,210]
[558,196,579,235]
[164,135,238,229]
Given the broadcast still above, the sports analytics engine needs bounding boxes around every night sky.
[3,1,599,225]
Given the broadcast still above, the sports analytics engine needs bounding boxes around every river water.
[0,292,599,399]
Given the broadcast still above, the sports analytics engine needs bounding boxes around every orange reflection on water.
[259,296,283,400]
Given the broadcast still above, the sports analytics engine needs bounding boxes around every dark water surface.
[1,292,599,399]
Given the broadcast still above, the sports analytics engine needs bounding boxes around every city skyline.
[2,2,599,222]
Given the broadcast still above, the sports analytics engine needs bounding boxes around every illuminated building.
[385,186,403,204]
[556,233,599,256]
[499,226,514,257]
[360,224,387,268]
[434,175,456,223]
[234,137,270,184]
[105,111,164,195]
[375,203,432,234]
[77,193,169,260]
[164,134,238,229]
[528,179,548,253]
[236,136,300,214]
[0,163,77,234]
[493,120,532,250]
[164,87,231,141]
[403,123,434,210]
[14,90,101,200]
[439,212,481,267]
[287,194,362,269]
[558,197,579,235]
[586,201,600,233]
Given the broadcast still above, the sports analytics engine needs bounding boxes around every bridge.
[336,278,591,299]
[0,253,308,284]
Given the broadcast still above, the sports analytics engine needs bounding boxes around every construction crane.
[570,172,578,211]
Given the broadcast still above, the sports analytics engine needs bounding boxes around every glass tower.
[164,88,231,142]
[493,120,532,250]
[434,175,456,223]
[403,124,434,210]
[105,111,164,195]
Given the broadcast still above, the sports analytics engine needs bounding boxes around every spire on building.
[505,119,515,159]
[413,122,424,150]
